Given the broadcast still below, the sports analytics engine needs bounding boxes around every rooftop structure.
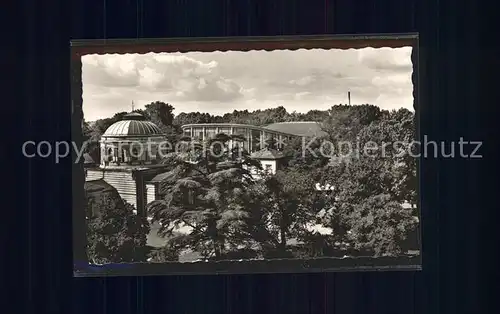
[264,121,327,137]
[250,148,287,176]
[102,112,163,137]
[250,148,286,160]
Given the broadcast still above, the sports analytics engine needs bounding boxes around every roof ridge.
[102,119,163,136]
[270,121,322,124]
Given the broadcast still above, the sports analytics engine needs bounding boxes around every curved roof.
[103,113,163,137]
[264,121,327,137]
[250,148,286,160]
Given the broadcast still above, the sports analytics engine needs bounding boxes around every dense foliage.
[147,133,262,260]
[238,169,326,258]
[85,102,419,262]
[86,195,150,264]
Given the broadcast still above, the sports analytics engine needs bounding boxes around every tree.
[344,193,417,256]
[86,196,150,264]
[282,136,330,170]
[322,104,383,143]
[287,110,303,122]
[302,110,330,122]
[81,112,130,163]
[240,168,325,258]
[314,109,418,256]
[355,108,417,208]
[82,120,100,163]
[173,112,221,126]
[384,108,417,208]
[219,106,294,126]
[268,106,288,123]
[143,101,178,135]
[92,112,129,135]
[147,133,263,260]
[147,243,182,262]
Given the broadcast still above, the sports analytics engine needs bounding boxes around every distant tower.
[131,100,135,112]
[347,91,351,106]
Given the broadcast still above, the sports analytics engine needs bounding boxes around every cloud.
[284,70,363,94]
[358,47,413,73]
[82,53,245,103]
[81,47,414,121]
[82,54,140,87]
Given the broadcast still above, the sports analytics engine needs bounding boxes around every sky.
[81,47,414,121]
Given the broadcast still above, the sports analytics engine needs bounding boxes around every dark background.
[6,0,493,313]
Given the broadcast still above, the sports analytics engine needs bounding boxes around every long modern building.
[180,123,298,153]
[180,122,325,152]
[180,122,326,175]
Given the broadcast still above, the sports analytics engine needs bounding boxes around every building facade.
[86,118,324,216]
[85,112,172,216]
[99,112,166,167]
[181,123,304,177]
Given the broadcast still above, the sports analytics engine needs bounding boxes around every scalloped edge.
[71,34,421,276]
[71,33,418,59]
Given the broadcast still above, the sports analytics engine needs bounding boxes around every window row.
[182,127,295,151]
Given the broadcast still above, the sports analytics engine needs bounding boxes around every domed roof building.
[99,112,166,168]
[86,112,173,218]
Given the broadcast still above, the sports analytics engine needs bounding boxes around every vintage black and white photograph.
[76,40,420,270]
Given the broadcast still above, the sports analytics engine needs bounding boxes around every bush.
[86,196,150,264]
[147,244,181,262]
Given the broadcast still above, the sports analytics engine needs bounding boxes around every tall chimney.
[348,91,351,106]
